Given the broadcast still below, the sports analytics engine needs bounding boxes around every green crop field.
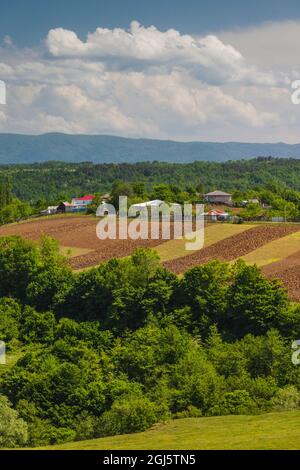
[39,411,300,450]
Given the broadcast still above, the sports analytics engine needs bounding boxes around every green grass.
[38,411,300,450]
[241,230,300,267]
[59,246,93,258]
[155,224,255,262]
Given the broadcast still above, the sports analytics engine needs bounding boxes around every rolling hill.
[1,133,300,164]
[39,412,300,450]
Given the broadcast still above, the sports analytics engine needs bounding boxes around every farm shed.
[40,206,58,216]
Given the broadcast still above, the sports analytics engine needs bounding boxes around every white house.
[71,195,95,206]
[40,206,58,216]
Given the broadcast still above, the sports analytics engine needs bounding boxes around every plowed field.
[262,251,300,301]
[1,217,300,300]
[163,225,300,274]
[0,216,183,269]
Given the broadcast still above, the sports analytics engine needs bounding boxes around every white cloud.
[0,21,298,141]
[45,21,279,87]
[219,20,300,74]
[3,35,13,47]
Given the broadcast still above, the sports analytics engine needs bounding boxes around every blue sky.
[1,0,300,46]
[1,1,300,142]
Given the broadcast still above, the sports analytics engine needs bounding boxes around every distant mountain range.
[1,133,300,164]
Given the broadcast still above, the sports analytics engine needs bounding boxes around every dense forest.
[2,157,300,204]
[0,237,299,447]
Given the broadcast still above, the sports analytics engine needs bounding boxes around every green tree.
[226,260,288,337]
[0,298,21,344]
[177,261,231,336]
[0,395,28,448]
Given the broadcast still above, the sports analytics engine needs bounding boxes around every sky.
[1,0,300,142]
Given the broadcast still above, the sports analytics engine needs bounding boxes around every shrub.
[27,418,76,446]
[96,395,158,437]
[271,386,300,411]
[174,405,202,419]
[209,390,256,416]
[0,395,28,448]
[0,298,21,345]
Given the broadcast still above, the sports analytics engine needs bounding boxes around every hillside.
[2,157,300,203]
[1,133,300,164]
[41,412,300,450]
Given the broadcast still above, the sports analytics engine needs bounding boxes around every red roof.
[73,195,95,201]
[207,210,227,215]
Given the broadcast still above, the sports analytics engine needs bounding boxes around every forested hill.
[1,133,300,164]
[2,157,300,203]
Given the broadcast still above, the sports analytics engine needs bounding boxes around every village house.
[204,190,233,205]
[204,209,230,222]
[71,195,95,206]
[56,195,95,214]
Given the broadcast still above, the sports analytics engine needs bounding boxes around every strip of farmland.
[163,225,300,274]
[262,251,300,302]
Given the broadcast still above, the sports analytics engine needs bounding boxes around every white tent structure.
[131,200,164,211]
[130,200,182,220]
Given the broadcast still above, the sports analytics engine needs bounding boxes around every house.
[204,190,232,205]
[57,202,87,213]
[130,200,181,220]
[57,202,72,213]
[56,195,95,214]
[40,206,58,216]
[204,209,230,222]
[71,195,95,206]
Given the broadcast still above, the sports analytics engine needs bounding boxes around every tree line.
[0,236,299,447]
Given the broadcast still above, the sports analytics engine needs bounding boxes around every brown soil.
[0,216,183,269]
[262,251,300,302]
[163,224,300,274]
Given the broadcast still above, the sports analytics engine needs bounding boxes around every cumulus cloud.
[0,21,298,141]
[45,21,278,86]
[220,20,300,73]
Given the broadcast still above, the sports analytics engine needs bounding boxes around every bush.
[174,405,202,419]
[0,395,28,448]
[271,386,300,411]
[0,298,21,345]
[27,418,76,446]
[209,390,256,416]
[21,307,56,344]
[96,395,158,437]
